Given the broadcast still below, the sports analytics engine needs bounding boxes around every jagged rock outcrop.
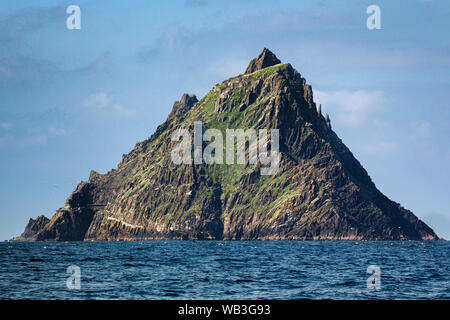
[168,93,198,119]
[12,215,50,241]
[245,48,281,74]
[14,49,439,241]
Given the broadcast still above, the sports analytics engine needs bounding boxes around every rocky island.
[14,49,438,241]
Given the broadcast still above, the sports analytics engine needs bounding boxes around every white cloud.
[362,142,397,155]
[82,92,110,109]
[82,92,134,117]
[314,90,384,128]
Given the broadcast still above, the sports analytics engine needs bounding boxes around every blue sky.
[1,0,449,240]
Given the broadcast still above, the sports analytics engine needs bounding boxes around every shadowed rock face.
[14,49,439,241]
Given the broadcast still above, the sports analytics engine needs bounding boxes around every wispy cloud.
[411,120,431,138]
[69,54,114,76]
[82,92,110,110]
[0,6,62,43]
[0,49,58,81]
[362,142,397,155]
[82,92,135,117]
[0,6,113,83]
[0,116,68,148]
[137,25,196,63]
[16,127,68,148]
[314,90,384,128]
[0,6,61,81]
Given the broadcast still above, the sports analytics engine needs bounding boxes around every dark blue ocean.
[0,241,448,300]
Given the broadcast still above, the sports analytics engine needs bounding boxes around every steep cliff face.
[15,49,438,241]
